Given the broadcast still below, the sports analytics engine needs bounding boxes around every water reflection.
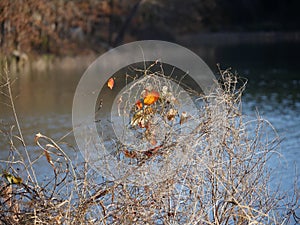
[0,68,84,116]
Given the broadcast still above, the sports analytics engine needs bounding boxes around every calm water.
[197,42,300,191]
[0,42,299,192]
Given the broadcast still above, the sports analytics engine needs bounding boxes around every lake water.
[195,42,300,192]
[0,41,299,195]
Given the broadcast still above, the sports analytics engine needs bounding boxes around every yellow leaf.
[3,172,22,185]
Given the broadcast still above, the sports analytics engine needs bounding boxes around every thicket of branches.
[1,0,299,58]
[0,63,299,224]
[0,0,137,56]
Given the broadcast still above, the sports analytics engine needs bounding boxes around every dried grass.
[0,62,299,224]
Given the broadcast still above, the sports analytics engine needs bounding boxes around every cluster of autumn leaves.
[130,86,181,128]
[107,77,189,160]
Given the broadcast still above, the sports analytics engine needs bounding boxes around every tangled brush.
[1,62,299,224]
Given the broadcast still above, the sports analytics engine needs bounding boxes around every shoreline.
[2,31,300,72]
[1,54,98,74]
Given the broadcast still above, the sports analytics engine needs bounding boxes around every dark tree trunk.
[112,0,143,47]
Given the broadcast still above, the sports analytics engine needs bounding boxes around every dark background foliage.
[1,0,299,56]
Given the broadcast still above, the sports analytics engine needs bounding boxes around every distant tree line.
[0,0,116,56]
[0,0,299,57]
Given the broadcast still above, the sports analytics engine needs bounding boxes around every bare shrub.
[0,62,299,224]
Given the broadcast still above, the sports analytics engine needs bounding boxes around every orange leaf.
[135,99,143,110]
[144,144,162,157]
[107,78,114,90]
[123,149,137,158]
[143,91,159,105]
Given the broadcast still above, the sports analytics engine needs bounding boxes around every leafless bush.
[0,62,299,224]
